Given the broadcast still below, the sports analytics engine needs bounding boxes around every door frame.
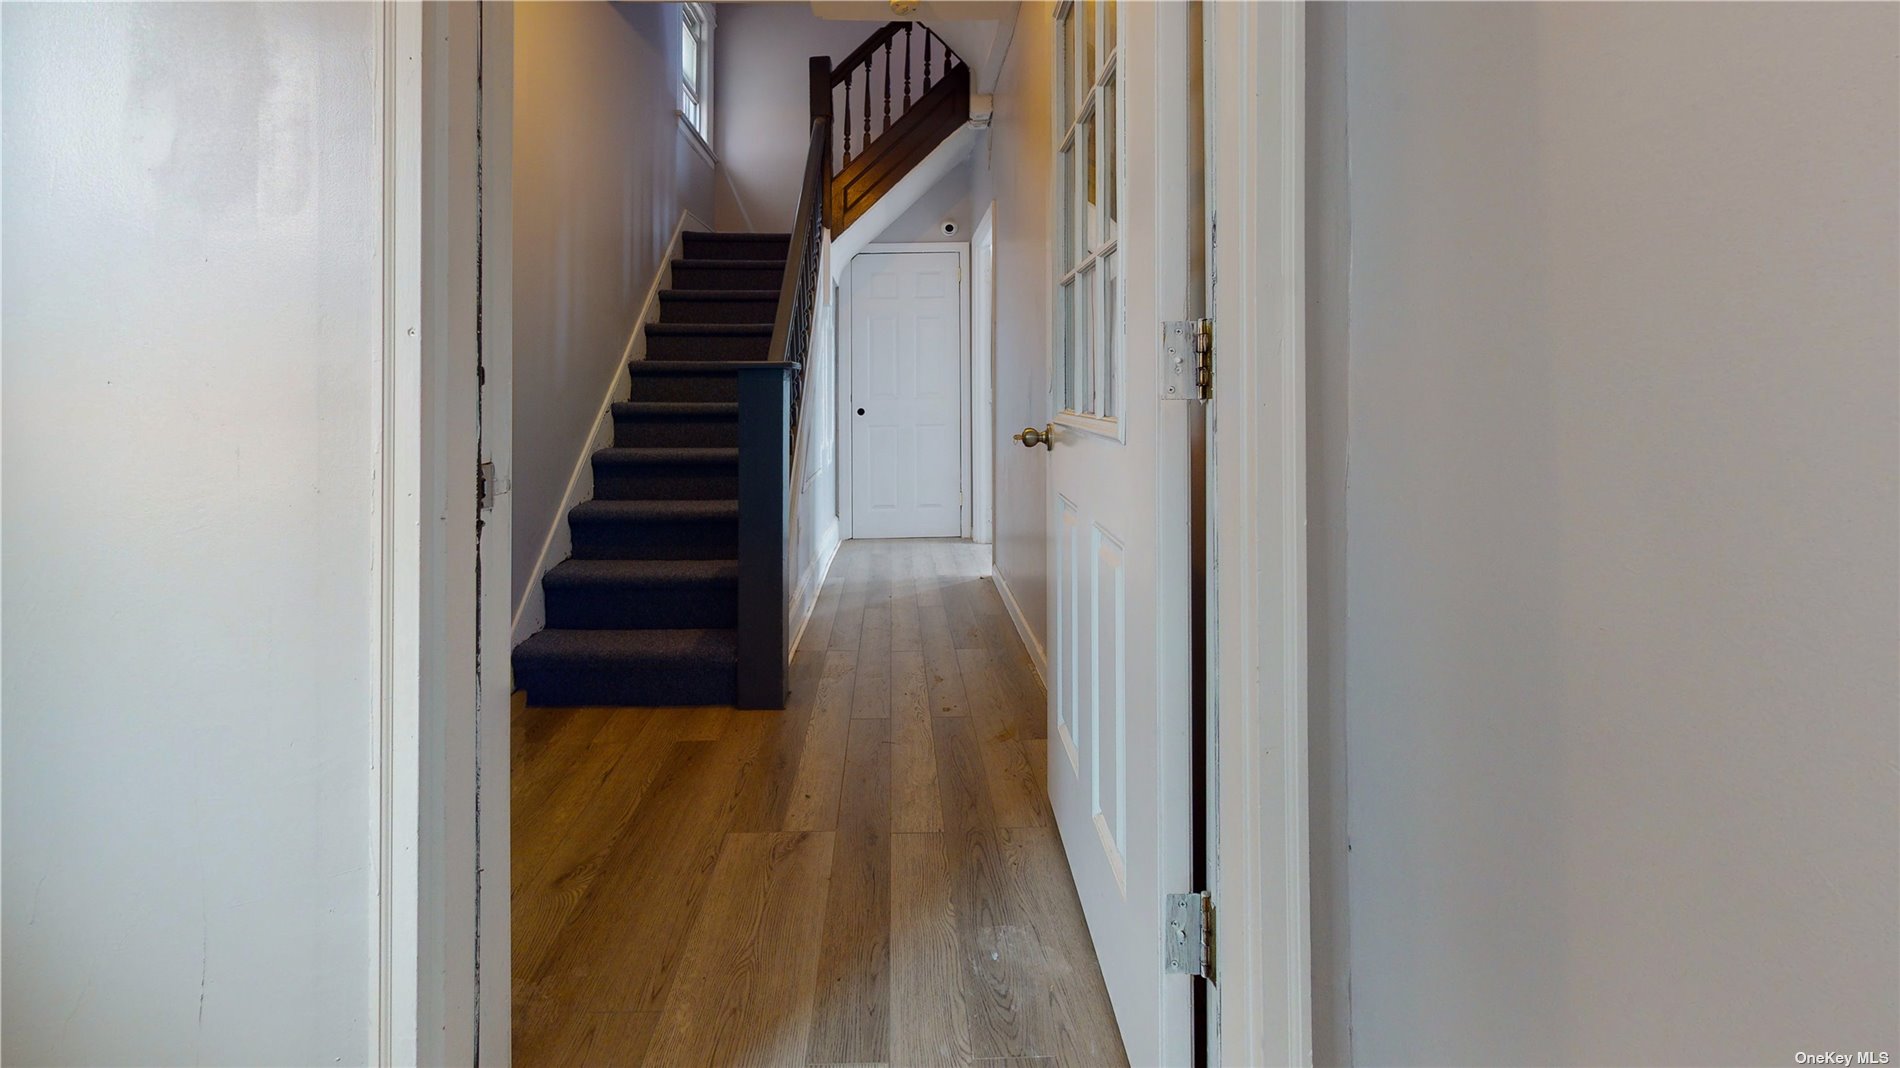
[835,242,973,541]
[1202,2,1312,1065]
[971,206,997,544]
[374,1,511,1062]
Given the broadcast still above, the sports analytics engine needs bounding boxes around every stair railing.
[734,68,831,710]
[823,22,969,231]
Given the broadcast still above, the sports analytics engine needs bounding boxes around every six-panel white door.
[850,251,964,539]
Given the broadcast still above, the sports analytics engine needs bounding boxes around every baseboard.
[787,518,842,659]
[510,208,711,647]
[990,563,1048,686]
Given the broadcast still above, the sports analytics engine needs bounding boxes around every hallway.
[512,539,1129,1066]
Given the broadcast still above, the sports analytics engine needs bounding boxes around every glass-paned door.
[1055,0,1122,430]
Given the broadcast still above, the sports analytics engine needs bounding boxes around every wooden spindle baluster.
[923,31,933,90]
[882,41,892,132]
[842,72,852,162]
[903,24,913,109]
[862,56,871,148]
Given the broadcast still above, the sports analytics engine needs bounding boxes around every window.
[1054,0,1120,428]
[680,3,714,145]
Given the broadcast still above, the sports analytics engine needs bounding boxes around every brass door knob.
[1013,424,1053,450]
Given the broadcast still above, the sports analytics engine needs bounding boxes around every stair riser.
[645,331,773,361]
[682,235,791,261]
[516,667,736,709]
[612,418,740,448]
[570,518,738,561]
[592,470,738,501]
[659,297,780,325]
[544,585,738,630]
[626,373,739,403]
[672,264,783,289]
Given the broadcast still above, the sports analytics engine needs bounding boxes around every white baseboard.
[787,518,842,660]
[990,563,1047,686]
[511,208,711,647]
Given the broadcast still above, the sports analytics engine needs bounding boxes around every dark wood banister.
[829,21,961,87]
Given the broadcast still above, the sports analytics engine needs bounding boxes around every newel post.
[735,364,791,710]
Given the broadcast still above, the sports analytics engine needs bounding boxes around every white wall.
[1,4,382,1063]
[1329,4,1900,1063]
[870,155,975,244]
[976,3,1052,647]
[713,3,887,232]
[512,1,716,614]
[791,238,843,648]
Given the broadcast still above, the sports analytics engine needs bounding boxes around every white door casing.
[849,250,966,539]
[1039,3,1196,1064]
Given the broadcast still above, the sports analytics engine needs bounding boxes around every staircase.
[512,21,967,712]
[512,231,795,709]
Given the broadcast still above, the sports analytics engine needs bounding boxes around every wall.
[1331,4,1900,1063]
[513,1,716,614]
[791,236,844,648]
[1,3,381,1063]
[713,3,887,231]
[976,3,1052,647]
[870,155,975,244]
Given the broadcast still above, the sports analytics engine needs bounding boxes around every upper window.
[680,3,714,144]
[1055,0,1120,427]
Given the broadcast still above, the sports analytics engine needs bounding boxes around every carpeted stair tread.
[691,231,791,241]
[659,289,782,301]
[570,498,738,521]
[514,628,736,666]
[544,558,737,590]
[592,447,739,466]
[672,258,787,269]
[612,401,740,416]
[626,360,778,374]
[647,323,773,336]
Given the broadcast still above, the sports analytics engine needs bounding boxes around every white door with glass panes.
[1026,2,1194,1064]
[850,250,964,538]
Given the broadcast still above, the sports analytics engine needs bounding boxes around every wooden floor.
[512,539,1129,1067]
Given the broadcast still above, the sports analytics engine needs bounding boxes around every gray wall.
[512,1,715,612]
[2,4,382,1062]
[713,3,886,232]
[976,2,1052,646]
[1322,4,1900,1063]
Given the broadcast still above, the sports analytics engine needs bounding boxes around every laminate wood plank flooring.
[515,539,1127,1067]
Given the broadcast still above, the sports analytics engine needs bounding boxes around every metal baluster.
[882,41,892,133]
[842,71,852,162]
[903,24,913,109]
[862,56,872,149]
[923,31,933,91]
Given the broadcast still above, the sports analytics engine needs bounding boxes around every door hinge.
[1165,891,1214,979]
[478,460,499,512]
[1160,319,1213,401]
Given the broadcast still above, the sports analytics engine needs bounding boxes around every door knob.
[1013,424,1053,451]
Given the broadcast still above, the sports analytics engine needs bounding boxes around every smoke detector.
[890,0,921,15]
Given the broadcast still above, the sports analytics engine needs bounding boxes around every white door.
[849,250,964,539]
[1031,3,1196,1064]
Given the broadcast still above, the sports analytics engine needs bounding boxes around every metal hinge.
[1165,891,1213,978]
[478,461,499,512]
[1160,319,1213,400]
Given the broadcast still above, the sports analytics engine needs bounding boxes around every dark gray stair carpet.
[682,232,791,260]
[659,289,780,325]
[645,323,774,361]
[542,559,738,630]
[671,259,784,290]
[566,498,739,561]
[512,628,738,707]
[591,447,739,500]
[514,231,788,709]
[611,401,739,447]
